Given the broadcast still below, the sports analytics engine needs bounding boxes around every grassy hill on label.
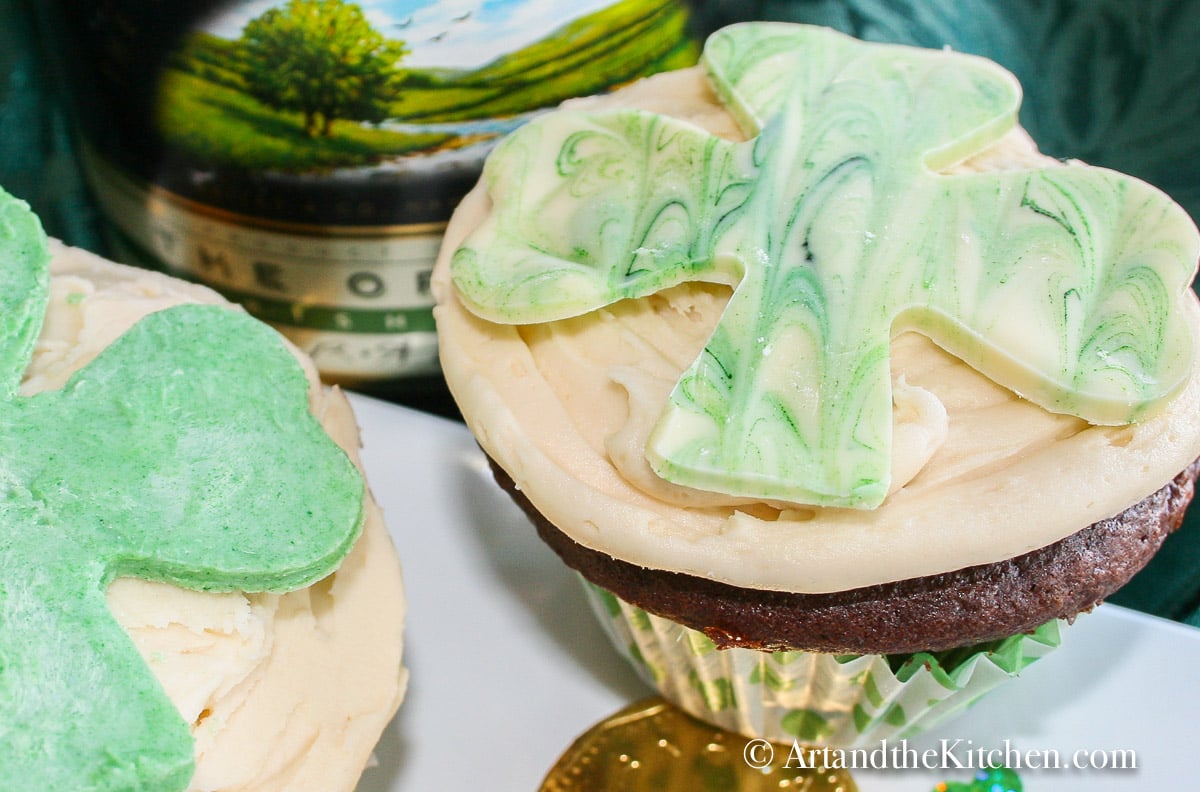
[158,0,699,171]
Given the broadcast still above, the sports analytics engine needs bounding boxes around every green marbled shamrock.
[452,23,1199,508]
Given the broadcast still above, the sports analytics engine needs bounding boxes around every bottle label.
[53,0,700,387]
[83,149,441,380]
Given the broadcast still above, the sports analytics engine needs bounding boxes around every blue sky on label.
[203,0,618,69]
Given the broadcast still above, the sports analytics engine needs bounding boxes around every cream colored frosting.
[29,240,407,791]
[433,67,1200,593]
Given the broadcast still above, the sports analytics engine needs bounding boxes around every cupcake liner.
[582,578,1061,746]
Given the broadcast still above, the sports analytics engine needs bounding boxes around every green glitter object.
[935,766,1023,792]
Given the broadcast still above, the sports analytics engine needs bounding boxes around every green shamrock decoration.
[0,190,364,789]
[451,23,1199,508]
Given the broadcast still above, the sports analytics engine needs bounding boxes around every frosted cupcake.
[432,23,1200,745]
[0,189,406,789]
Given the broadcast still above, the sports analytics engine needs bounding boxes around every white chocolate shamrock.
[451,23,1200,508]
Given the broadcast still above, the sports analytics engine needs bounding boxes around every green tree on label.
[241,0,409,138]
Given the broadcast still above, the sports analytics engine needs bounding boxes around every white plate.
[348,393,1200,791]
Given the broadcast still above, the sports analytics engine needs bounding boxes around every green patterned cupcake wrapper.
[582,579,1061,746]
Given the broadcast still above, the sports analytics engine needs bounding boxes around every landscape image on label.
[156,0,699,174]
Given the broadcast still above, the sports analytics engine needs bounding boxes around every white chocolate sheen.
[433,68,1200,593]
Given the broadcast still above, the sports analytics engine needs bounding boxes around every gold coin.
[541,697,857,791]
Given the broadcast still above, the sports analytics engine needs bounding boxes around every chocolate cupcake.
[433,23,1200,744]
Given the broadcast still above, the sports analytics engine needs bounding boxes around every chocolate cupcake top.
[433,23,1200,594]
